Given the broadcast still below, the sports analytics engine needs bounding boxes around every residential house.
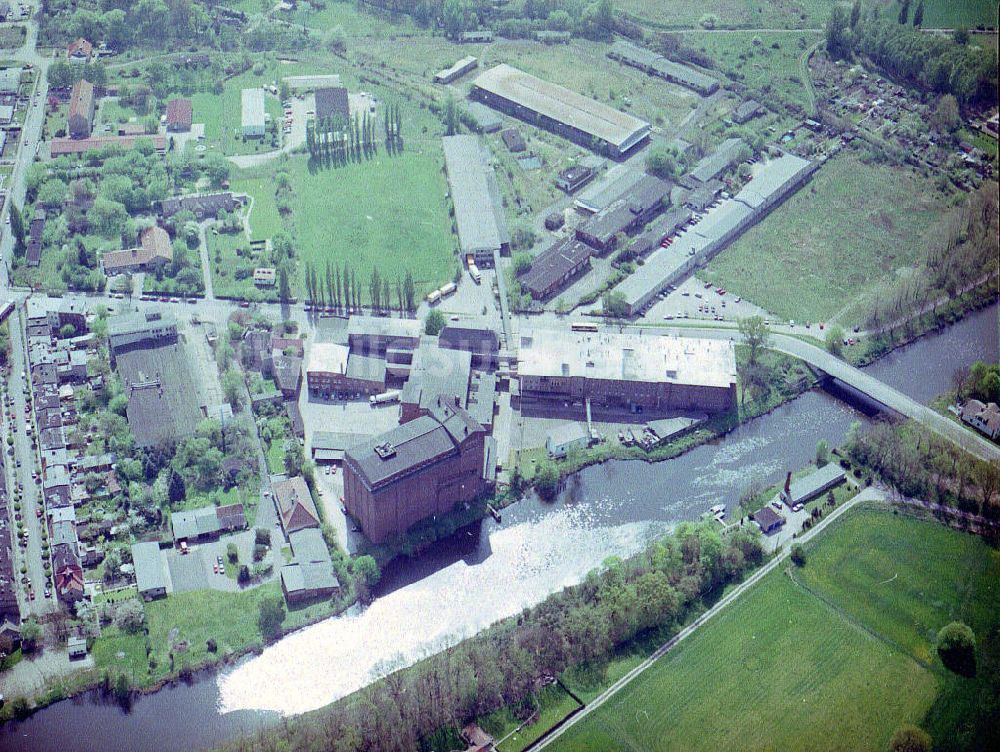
[166,98,193,132]
[68,79,96,139]
[67,38,93,63]
[273,476,321,535]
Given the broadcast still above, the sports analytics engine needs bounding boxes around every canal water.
[2,305,996,752]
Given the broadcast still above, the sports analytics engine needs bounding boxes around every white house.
[546,422,590,458]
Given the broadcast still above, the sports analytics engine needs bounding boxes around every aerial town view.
[0,0,997,750]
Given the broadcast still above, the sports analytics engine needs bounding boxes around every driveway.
[227,94,310,169]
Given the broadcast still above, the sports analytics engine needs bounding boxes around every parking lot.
[643,275,772,324]
[164,530,269,593]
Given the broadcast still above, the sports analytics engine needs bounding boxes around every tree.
[278,266,292,302]
[738,316,771,366]
[890,724,932,752]
[825,325,845,356]
[912,0,924,27]
[114,599,146,634]
[646,146,679,179]
[937,621,976,675]
[929,94,961,133]
[849,0,861,28]
[898,0,910,25]
[825,5,851,59]
[425,308,446,336]
[444,95,457,136]
[167,468,186,503]
[284,440,305,477]
[258,594,286,640]
[9,202,26,256]
[353,555,381,589]
[790,544,807,567]
[602,291,629,319]
[534,461,560,501]
[816,439,830,468]
[403,271,415,311]
[738,478,762,525]
[221,367,244,410]
[20,619,41,653]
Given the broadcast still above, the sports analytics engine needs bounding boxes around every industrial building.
[518,328,737,415]
[574,174,671,253]
[400,344,472,423]
[611,153,817,315]
[442,135,510,267]
[241,88,266,138]
[471,64,651,158]
[434,56,478,84]
[107,311,178,353]
[342,403,489,544]
[438,325,500,370]
[306,343,386,397]
[608,41,719,96]
[347,316,421,355]
[519,238,593,301]
[688,138,745,184]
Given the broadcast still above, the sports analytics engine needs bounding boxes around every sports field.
[700,154,952,326]
[551,506,1000,751]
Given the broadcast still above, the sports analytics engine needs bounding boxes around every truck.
[369,390,401,407]
[468,263,481,284]
[426,290,441,304]
[438,282,457,298]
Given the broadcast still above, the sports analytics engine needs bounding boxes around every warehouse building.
[438,325,500,370]
[108,311,177,353]
[688,138,745,184]
[442,135,510,267]
[241,88,266,138]
[347,316,421,356]
[574,174,671,253]
[611,153,817,315]
[518,328,737,415]
[608,41,719,96]
[574,168,646,213]
[343,403,489,544]
[306,343,386,397]
[400,344,472,423]
[519,237,593,300]
[471,64,650,158]
[434,56,478,84]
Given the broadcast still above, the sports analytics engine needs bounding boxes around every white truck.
[468,263,481,284]
[369,390,401,407]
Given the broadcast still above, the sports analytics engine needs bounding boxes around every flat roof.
[307,342,349,374]
[132,541,167,593]
[735,153,813,209]
[442,135,509,254]
[787,464,846,502]
[283,74,342,89]
[347,315,422,341]
[107,310,176,338]
[473,64,650,150]
[436,55,477,80]
[241,87,266,128]
[519,328,736,388]
[547,421,590,445]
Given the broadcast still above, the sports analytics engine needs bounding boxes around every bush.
[255,528,271,546]
[206,638,218,653]
[114,600,146,634]
[534,461,560,501]
[238,564,251,585]
[937,621,976,676]
[253,544,267,562]
[227,542,239,564]
[889,724,932,752]
[258,594,286,641]
[790,544,807,567]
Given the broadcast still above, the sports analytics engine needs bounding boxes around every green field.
[618,0,838,29]
[701,154,953,325]
[887,0,998,29]
[233,175,283,240]
[553,506,1000,751]
[190,75,284,156]
[237,150,457,302]
[681,30,822,110]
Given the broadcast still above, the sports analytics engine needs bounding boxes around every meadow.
[617,0,838,29]
[551,505,1000,751]
[700,154,954,326]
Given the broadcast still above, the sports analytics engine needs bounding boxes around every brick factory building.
[517,328,737,415]
[342,404,489,544]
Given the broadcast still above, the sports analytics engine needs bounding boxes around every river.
[2,305,996,752]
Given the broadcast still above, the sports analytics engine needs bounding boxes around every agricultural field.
[552,506,1000,752]
[700,154,955,326]
[680,30,823,111]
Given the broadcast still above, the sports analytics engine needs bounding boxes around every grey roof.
[402,344,471,412]
[467,371,497,427]
[107,310,177,339]
[786,464,846,503]
[241,87,266,129]
[171,506,220,540]
[132,541,167,593]
[443,135,510,255]
[753,505,785,529]
[608,41,719,94]
[347,315,421,342]
[689,138,745,183]
[519,238,592,298]
[345,404,482,490]
[575,168,645,213]
[734,153,813,209]
[473,64,650,151]
[438,325,499,355]
[547,421,590,447]
[733,99,763,123]
[459,101,503,132]
[272,354,302,393]
[346,353,387,384]
[117,342,202,448]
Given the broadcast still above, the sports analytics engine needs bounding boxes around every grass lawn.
[481,684,581,752]
[680,31,822,110]
[207,227,278,301]
[280,0,411,35]
[91,625,151,685]
[700,154,954,326]
[552,506,1000,752]
[266,437,286,475]
[232,174,283,240]
[617,0,837,29]
[279,151,456,301]
[190,73,284,157]
[144,582,283,675]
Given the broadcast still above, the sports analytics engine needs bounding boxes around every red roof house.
[166,98,193,132]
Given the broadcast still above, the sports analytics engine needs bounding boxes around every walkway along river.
[2,305,996,752]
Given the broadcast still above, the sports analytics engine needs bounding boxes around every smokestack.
[784,472,792,496]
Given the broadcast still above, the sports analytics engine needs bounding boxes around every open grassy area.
[481,684,582,752]
[91,625,151,685]
[700,154,954,326]
[242,151,456,301]
[886,0,998,29]
[190,74,284,157]
[681,30,822,110]
[618,0,837,29]
[232,174,283,240]
[551,506,1000,751]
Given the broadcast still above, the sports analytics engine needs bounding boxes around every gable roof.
[274,476,320,533]
[67,38,93,59]
[166,98,193,128]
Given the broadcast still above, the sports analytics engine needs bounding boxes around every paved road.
[532,486,875,750]
[197,222,215,300]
